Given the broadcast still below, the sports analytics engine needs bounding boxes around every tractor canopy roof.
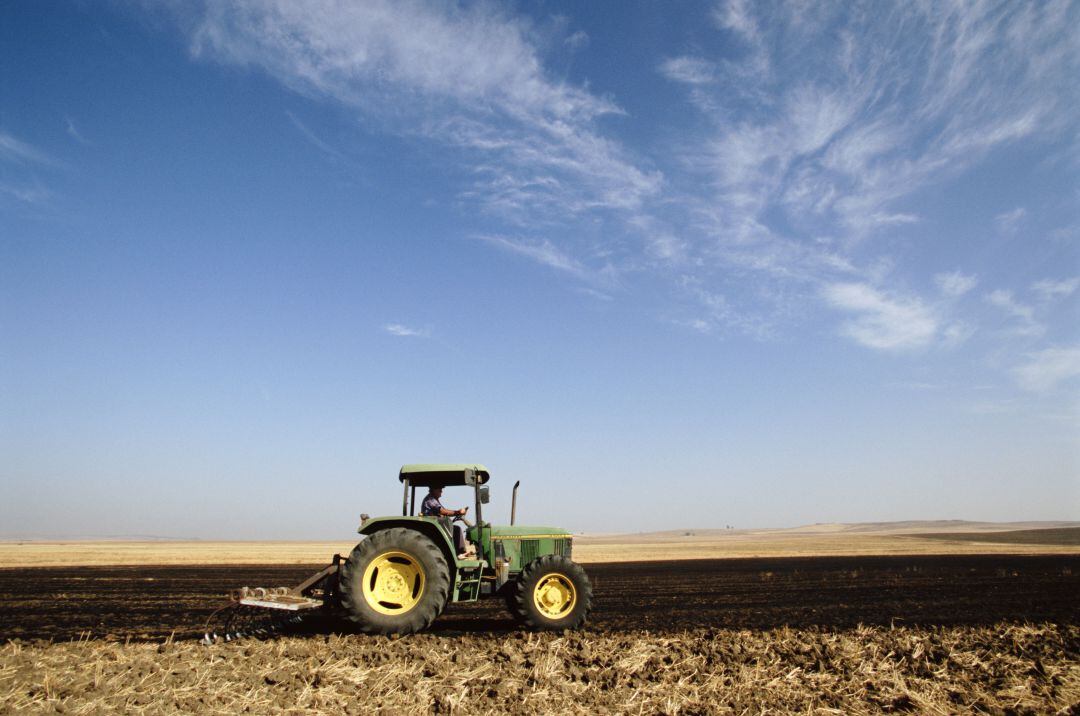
[399,463,490,487]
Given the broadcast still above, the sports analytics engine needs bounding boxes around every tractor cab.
[399,464,488,560]
[399,462,489,516]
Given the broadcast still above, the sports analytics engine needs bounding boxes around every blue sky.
[1,1,1077,538]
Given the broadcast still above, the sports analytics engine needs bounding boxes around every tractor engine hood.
[489,525,571,538]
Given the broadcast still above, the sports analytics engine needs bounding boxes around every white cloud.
[0,180,50,204]
[474,234,587,278]
[785,85,855,156]
[191,3,612,119]
[680,318,713,334]
[564,31,589,50]
[658,56,717,85]
[645,233,686,262]
[986,289,1044,337]
[182,1,659,225]
[713,0,763,46]
[64,117,91,146]
[687,286,773,338]
[941,322,975,348]
[0,130,57,204]
[935,271,978,297]
[679,0,1079,267]
[995,207,1026,233]
[860,212,920,228]
[1031,277,1080,300]
[285,111,344,160]
[155,0,1077,365]
[625,215,690,265]
[1013,347,1080,392]
[576,287,613,302]
[384,323,429,338]
[0,130,54,166]
[822,283,939,351]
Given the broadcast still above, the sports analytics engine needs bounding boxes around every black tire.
[338,528,450,635]
[511,555,592,631]
[502,583,524,621]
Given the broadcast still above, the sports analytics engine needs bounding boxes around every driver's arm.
[439,506,466,516]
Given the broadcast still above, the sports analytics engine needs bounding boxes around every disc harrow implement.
[200,557,342,645]
[200,605,309,645]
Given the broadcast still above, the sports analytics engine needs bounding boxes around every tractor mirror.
[479,486,490,504]
[463,468,476,486]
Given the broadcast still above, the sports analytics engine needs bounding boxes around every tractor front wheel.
[510,555,592,630]
[338,528,450,634]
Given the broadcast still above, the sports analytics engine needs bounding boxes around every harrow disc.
[200,605,307,645]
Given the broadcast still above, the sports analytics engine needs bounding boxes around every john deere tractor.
[209,464,591,639]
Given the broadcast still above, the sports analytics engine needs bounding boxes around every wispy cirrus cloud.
[0,129,57,204]
[822,283,939,351]
[0,130,55,166]
[563,30,589,51]
[935,271,978,297]
[685,2,1074,244]
[658,0,1078,356]
[1013,347,1080,392]
[986,289,1044,337]
[0,180,51,204]
[474,234,589,279]
[181,1,660,228]
[384,323,430,338]
[285,111,344,161]
[658,56,717,86]
[1031,277,1079,301]
[155,1,1077,379]
[64,117,92,146]
[995,207,1027,234]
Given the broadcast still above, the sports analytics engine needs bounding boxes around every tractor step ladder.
[454,559,487,602]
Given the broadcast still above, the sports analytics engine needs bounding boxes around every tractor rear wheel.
[338,527,450,634]
[510,555,591,630]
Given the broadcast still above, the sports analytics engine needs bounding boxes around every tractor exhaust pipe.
[511,480,520,525]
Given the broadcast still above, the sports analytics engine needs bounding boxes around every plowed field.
[2,555,1078,713]
[1,554,1076,641]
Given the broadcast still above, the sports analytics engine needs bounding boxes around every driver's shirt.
[420,494,443,516]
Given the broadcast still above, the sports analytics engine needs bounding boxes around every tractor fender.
[357,517,457,579]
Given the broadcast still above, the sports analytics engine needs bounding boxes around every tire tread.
[511,555,592,631]
[338,528,450,635]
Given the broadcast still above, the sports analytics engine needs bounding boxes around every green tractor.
[210,464,591,640]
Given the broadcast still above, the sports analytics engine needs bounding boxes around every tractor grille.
[512,537,572,564]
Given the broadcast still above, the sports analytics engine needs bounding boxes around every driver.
[420,486,473,558]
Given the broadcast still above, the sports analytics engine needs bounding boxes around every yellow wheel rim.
[532,573,576,619]
[362,551,425,616]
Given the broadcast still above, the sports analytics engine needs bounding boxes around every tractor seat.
[419,515,454,537]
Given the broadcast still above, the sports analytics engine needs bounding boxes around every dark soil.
[907,526,1080,545]
[1,554,1077,642]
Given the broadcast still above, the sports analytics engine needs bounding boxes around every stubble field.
[4,524,1079,568]
[2,552,1078,714]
